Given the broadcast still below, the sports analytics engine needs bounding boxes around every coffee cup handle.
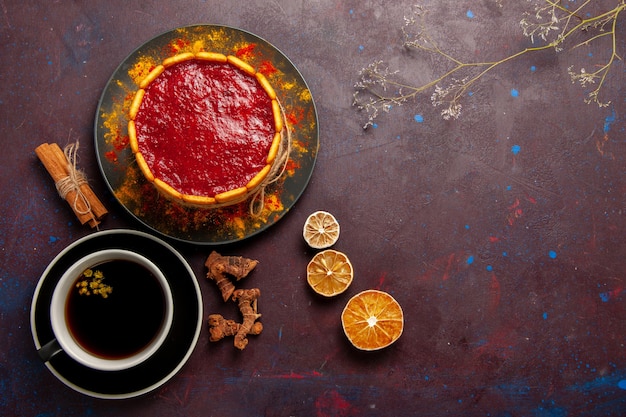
[38,339,63,362]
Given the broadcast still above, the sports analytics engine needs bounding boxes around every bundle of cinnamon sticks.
[35,142,107,228]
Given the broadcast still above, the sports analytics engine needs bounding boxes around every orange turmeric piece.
[231,288,262,350]
[207,314,263,343]
[205,251,259,301]
[205,251,263,350]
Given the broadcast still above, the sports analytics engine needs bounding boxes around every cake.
[128,52,285,208]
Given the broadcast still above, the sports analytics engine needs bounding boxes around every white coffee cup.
[39,249,173,371]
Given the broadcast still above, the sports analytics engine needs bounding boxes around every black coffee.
[65,259,166,360]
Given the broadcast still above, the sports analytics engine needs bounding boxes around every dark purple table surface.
[2,1,625,416]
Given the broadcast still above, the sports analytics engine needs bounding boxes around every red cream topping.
[134,60,275,196]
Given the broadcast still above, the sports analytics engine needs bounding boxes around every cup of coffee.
[39,249,173,371]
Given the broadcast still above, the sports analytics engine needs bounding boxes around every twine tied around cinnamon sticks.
[35,142,107,228]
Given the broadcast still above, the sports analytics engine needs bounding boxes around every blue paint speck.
[465,224,470,230]
[543,312,548,320]
[511,88,519,97]
[49,236,59,243]
[533,405,568,417]
[468,91,474,96]
[502,252,508,257]
[511,145,521,155]
[530,65,536,72]
[467,255,474,265]
[414,114,424,123]
[549,250,557,259]
[618,380,626,390]
[599,292,610,302]
[486,265,493,272]
[506,185,512,191]
[466,10,475,18]
[603,109,616,133]
[358,45,364,52]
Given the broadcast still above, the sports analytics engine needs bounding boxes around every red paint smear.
[267,370,323,379]
[508,198,520,210]
[506,198,523,226]
[607,287,623,300]
[375,272,387,289]
[417,251,468,282]
[488,236,500,243]
[488,273,501,313]
[235,43,256,59]
[441,253,455,281]
[274,372,305,380]
[315,389,355,417]
[259,60,278,76]
[507,208,523,226]
[475,325,518,359]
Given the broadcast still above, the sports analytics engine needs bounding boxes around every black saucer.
[30,229,203,399]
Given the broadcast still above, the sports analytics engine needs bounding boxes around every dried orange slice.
[341,289,404,351]
[306,249,353,297]
[303,211,340,249]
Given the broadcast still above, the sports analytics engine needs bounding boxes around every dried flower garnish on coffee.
[75,268,113,298]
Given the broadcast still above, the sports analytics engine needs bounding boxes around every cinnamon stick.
[35,142,107,228]
[50,143,108,220]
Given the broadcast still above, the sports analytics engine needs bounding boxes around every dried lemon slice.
[303,211,340,249]
[306,249,353,297]
[341,289,404,351]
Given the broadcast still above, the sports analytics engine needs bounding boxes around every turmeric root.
[207,314,263,343]
[205,251,259,301]
[205,251,263,350]
[231,288,262,350]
